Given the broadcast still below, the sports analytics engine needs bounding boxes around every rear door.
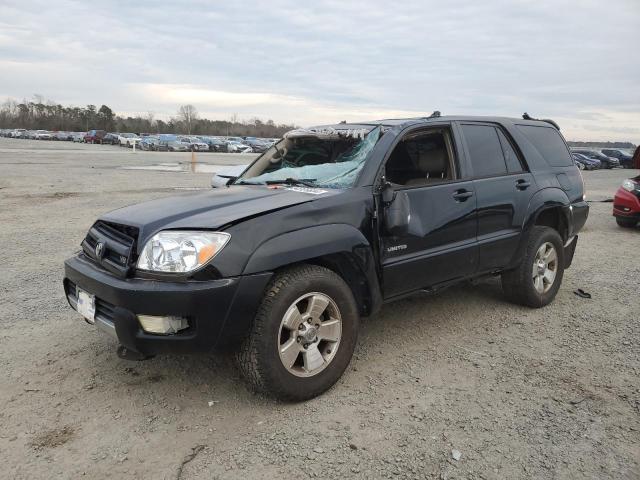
[458,122,535,272]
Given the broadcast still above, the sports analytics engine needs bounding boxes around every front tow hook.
[116,345,154,361]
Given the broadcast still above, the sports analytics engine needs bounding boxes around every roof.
[311,115,561,131]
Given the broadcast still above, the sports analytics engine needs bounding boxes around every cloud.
[0,0,638,141]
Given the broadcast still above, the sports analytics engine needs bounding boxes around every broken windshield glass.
[235,126,382,189]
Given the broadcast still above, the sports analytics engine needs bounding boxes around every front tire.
[236,265,359,401]
[502,226,565,308]
[616,217,637,228]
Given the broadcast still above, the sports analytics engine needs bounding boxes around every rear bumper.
[64,254,272,355]
[569,200,589,236]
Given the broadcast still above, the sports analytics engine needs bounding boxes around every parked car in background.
[571,153,600,170]
[613,175,640,228]
[117,133,141,148]
[139,136,158,151]
[53,131,72,141]
[226,140,253,153]
[211,164,248,187]
[72,132,86,142]
[102,133,120,145]
[198,136,228,152]
[242,138,269,153]
[181,136,210,152]
[157,135,189,152]
[570,149,619,169]
[601,148,633,168]
[34,130,53,140]
[10,129,26,138]
[84,130,106,144]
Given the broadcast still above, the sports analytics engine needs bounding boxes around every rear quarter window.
[516,124,572,167]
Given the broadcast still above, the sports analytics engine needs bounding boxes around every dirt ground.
[0,138,638,480]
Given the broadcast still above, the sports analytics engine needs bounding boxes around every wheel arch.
[506,188,571,269]
[242,224,383,316]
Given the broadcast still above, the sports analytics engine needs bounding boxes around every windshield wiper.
[235,179,265,185]
[265,178,317,187]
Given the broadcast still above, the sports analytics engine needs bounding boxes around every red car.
[613,175,640,228]
[83,129,106,144]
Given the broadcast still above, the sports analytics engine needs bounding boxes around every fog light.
[137,315,189,335]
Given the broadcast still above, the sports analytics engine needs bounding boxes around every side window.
[515,124,572,167]
[385,128,456,187]
[496,129,524,173]
[461,124,508,177]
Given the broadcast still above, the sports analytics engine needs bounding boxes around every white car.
[211,164,248,188]
[10,129,26,138]
[227,141,253,153]
[117,133,141,147]
[34,130,53,140]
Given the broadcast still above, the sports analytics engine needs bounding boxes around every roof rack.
[522,112,560,131]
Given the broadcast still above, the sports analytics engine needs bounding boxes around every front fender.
[243,224,372,273]
[243,224,382,313]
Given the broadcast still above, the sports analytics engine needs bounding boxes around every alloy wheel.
[277,292,342,377]
[532,242,558,294]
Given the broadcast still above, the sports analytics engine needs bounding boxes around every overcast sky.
[1,0,639,141]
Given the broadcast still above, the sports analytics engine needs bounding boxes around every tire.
[236,264,359,401]
[502,226,565,308]
[616,217,637,228]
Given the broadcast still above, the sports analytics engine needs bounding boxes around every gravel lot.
[0,137,638,479]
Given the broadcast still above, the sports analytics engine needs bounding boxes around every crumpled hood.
[101,186,337,245]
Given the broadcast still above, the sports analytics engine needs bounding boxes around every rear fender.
[506,188,571,269]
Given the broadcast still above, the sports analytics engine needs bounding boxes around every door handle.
[452,189,474,201]
[516,179,531,190]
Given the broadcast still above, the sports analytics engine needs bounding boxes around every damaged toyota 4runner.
[64,115,589,400]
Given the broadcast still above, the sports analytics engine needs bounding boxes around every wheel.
[236,265,359,401]
[501,226,565,308]
[577,162,585,170]
[616,217,637,228]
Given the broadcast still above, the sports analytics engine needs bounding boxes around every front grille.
[81,221,139,278]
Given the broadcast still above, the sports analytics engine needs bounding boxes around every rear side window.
[496,129,524,173]
[461,124,507,177]
[516,125,572,167]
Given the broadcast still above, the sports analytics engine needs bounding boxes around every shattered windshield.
[235,125,382,189]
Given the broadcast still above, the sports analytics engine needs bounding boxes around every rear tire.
[616,217,637,228]
[502,226,565,308]
[236,265,359,401]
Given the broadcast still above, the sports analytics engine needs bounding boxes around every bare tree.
[178,104,198,134]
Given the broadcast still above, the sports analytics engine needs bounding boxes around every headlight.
[622,179,637,192]
[137,231,230,273]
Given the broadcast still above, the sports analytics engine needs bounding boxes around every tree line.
[566,140,636,149]
[0,96,298,137]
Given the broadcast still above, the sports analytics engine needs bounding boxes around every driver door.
[380,125,478,298]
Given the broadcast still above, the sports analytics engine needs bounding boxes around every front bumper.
[64,254,272,355]
[613,188,640,218]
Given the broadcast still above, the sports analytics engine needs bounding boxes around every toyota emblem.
[95,242,105,258]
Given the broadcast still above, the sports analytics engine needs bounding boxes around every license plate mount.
[76,288,96,323]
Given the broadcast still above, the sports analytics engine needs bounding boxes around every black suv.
[64,115,588,400]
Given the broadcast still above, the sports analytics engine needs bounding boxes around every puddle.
[122,162,231,174]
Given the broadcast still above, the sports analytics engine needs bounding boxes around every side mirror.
[382,182,410,236]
